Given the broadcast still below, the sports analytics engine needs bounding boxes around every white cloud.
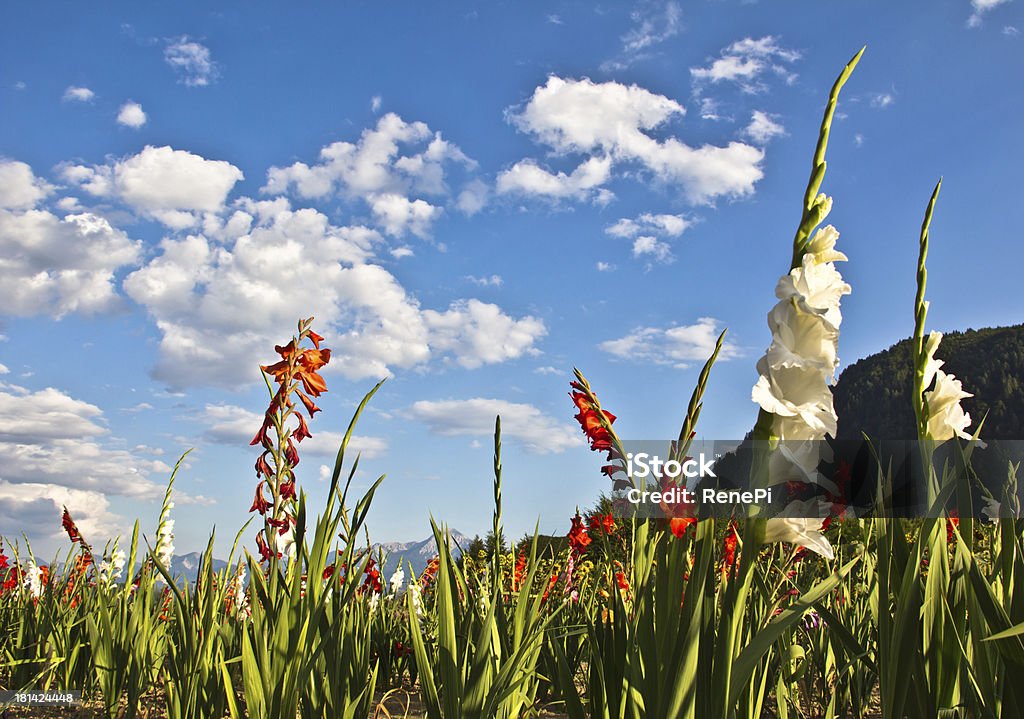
[854,133,865,148]
[968,0,1014,26]
[408,398,579,454]
[367,193,442,238]
[390,246,414,259]
[743,110,786,144]
[534,365,561,375]
[456,179,489,215]
[200,404,387,460]
[63,86,95,102]
[599,317,739,368]
[503,76,763,205]
[117,101,147,128]
[605,212,691,238]
[496,156,613,203]
[601,1,682,71]
[423,299,545,369]
[263,112,475,238]
[0,384,171,502]
[0,364,7,375]
[123,205,545,388]
[62,145,243,228]
[690,36,801,92]
[547,14,564,24]
[0,481,123,550]
[371,95,382,112]
[165,36,219,86]
[869,92,895,109]
[606,212,691,264]
[596,261,615,272]
[466,274,503,287]
[0,160,53,209]
[0,209,141,317]
[632,236,673,263]
[1004,25,1020,35]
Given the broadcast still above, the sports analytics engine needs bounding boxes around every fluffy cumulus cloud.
[117,101,147,128]
[63,86,95,102]
[200,404,387,460]
[496,156,613,204]
[62,145,243,228]
[122,201,546,388]
[164,36,219,86]
[262,112,477,237]
[743,111,786,145]
[407,398,579,454]
[501,76,763,205]
[599,317,740,368]
[690,36,801,92]
[0,386,173,497]
[423,299,545,369]
[0,159,53,209]
[0,208,141,317]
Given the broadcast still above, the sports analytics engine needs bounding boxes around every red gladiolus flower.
[670,516,696,538]
[249,482,270,515]
[256,534,279,563]
[567,513,591,556]
[362,558,382,594]
[615,570,630,591]
[722,523,739,573]
[946,510,959,543]
[420,557,440,587]
[279,480,296,501]
[322,564,336,581]
[512,551,527,591]
[62,508,82,545]
[0,551,8,572]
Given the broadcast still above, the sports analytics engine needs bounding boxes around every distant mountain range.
[375,529,468,578]
[150,531,467,583]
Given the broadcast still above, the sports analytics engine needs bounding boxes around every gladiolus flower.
[946,510,959,543]
[279,480,296,501]
[722,523,739,570]
[615,570,629,591]
[512,551,527,591]
[62,508,83,545]
[249,482,271,515]
[752,200,849,451]
[389,566,405,594]
[921,332,975,441]
[567,513,591,555]
[670,516,696,538]
[764,512,834,560]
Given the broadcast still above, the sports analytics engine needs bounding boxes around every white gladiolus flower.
[156,519,175,567]
[388,566,405,595]
[764,517,834,560]
[765,299,840,374]
[278,526,296,560]
[776,255,851,331]
[804,224,847,265]
[753,202,848,458]
[409,583,423,616]
[99,549,127,583]
[919,331,974,441]
[231,565,248,613]
[24,561,45,599]
[368,593,380,612]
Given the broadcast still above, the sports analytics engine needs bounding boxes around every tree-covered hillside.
[833,324,1024,440]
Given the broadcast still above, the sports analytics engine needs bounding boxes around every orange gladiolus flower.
[670,516,696,538]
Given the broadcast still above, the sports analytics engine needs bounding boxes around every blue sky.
[1,0,1021,559]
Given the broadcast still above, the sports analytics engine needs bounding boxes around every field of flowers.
[3,49,1024,719]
